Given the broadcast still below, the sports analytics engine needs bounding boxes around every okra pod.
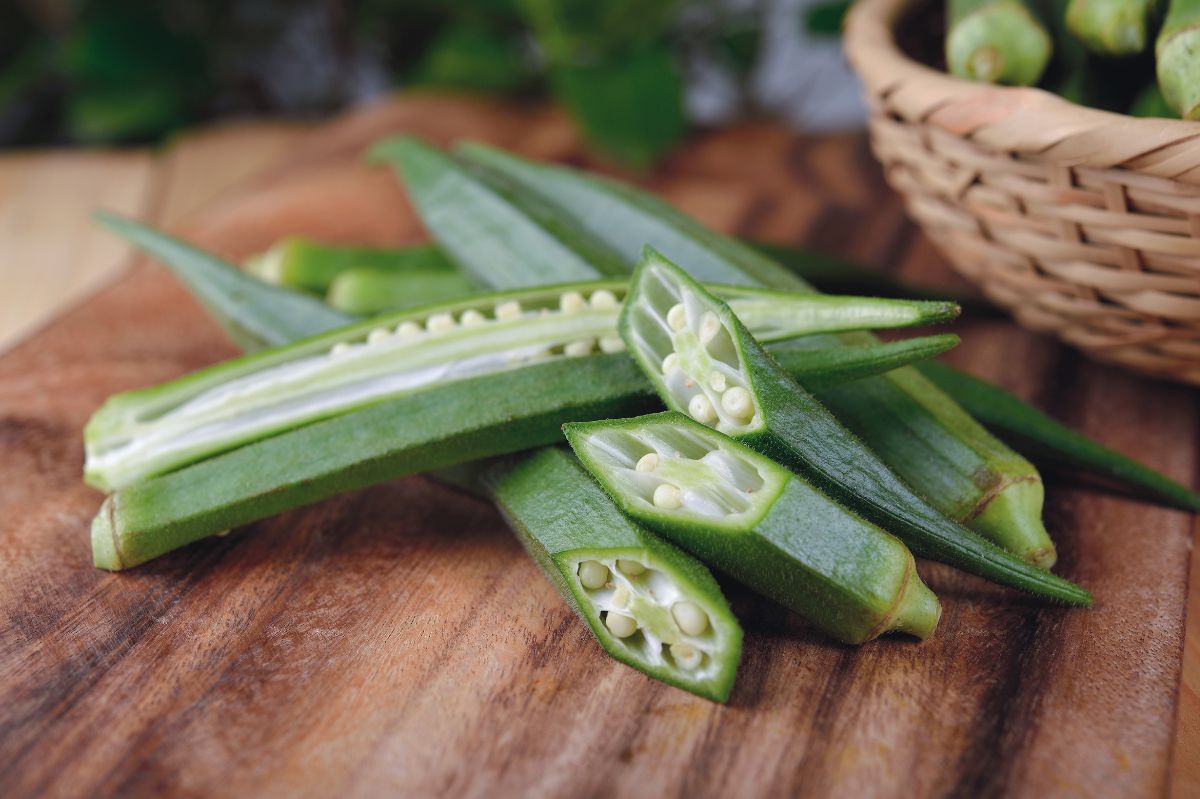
[618,250,1091,605]
[247,237,457,294]
[1066,0,1159,56]
[946,0,1053,85]
[326,267,478,315]
[444,141,1056,564]
[486,448,743,701]
[564,413,942,644]
[1157,0,1200,119]
[86,277,956,492]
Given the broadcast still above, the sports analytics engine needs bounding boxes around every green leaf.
[411,24,532,93]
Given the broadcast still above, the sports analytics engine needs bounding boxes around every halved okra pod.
[617,249,1091,606]
[486,448,742,702]
[564,413,942,644]
[441,141,1057,568]
[86,274,956,492]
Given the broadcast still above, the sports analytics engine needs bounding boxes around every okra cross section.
[564,413,941,644]
[618,249,1093,607]
[487,448,742,702]
[85,278,957,491]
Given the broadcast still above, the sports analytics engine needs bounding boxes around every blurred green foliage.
[0,0,784,166]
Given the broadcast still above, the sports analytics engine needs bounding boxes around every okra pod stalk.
[618,250,1090,605]
[486,448,743,701]
[1067,0,1159,56]
[445,140,1057,565]
[564,413,942,644]
[247,237,458,294]
[326,267,478,315]
[917,361,1200,512]
[946,0,1053,85]
[1157,0,1200,119]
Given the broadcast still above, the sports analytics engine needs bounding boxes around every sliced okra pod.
[86,277,956,491]
[442,140,1058,567]
[564,412,941,644]
[486,448,742,701]
[617,249,1091,606]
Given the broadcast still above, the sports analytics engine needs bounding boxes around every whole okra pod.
[1157,0,1200,119]
[247,237,457,293]
[1066,0,1160,56]
[946,0,1053,85]
[617,250,1091,605]
[486,447,743,701]
[565,413,942,644]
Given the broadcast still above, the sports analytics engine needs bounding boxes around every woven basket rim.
[844,0,1200,185]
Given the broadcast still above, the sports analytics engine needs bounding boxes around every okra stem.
[565,413,942,644]
[618,251,1091,606]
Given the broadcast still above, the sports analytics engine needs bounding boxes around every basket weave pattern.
[844,0,1200,384]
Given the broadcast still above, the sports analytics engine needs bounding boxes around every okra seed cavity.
[460,309,485,327]
[617,559,647,576]
[669,643,702,670]
[672,601,710,636]
[667,303,687,331]
[565,339,595,357]
[689,394,718,425]
[721,387,754,421]
[709,371,727,392]
[367,327,391,345]
[560,291,586,313]
[653,483,683,509]
[427,312,455,333]
[605,612,639,639]
[636,453,659,472]
[699,312,721,345]
[577,560,610,590]
[495,300,522,320]
[599,335,625,354]
[590,289,619,309]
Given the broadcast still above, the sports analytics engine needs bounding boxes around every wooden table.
[1,96,1196,798]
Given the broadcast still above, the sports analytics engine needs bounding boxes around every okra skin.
[486,448,742,702]
[1157,0,1200,119]
[946,0,1053,85]
[248,237,457,293]
[564,413,942,644]
[619,251,1091,606]
[326,267,477,314]
[1066,0,1159,56]
[448,141,1056,566]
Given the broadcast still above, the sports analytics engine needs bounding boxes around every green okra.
[486,447,742,701]
[1066,0,1159,56]
[246,237,458,294]
[326,266,477,315]
[618,250,1091,605]
[917,360,1200,512]
[564,413,942,644]
[443,140,1056,565]
[95,212,355,351]
[946,0,1053,85]
[1130,81,1177,116]
[1157,0,1200,119]
[86,273,956,492]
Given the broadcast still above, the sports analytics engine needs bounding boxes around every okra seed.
[367,327,391,345]
[721,387,754,420]
[667,303,687,331]
[709,371,727,392]
[652,483,683,509]
[671,601,710,636]
[564,339,594,357]
[605,612,638,639]
[461,309,485,327]
[636,453,659,472]
[599,335,625,354]
[577,560,610,590]
[617,559,647,576]
[699,312,721,345]
[662,353,679,373]
[689,394,718,425]
[330,342,352,357]
[495,300,522,320]
[670,643,702,669]
[590,289,619,309]
[612,585,631,609]
[396,321,422,339]
[560,291,586,313]
[427,313,455,333]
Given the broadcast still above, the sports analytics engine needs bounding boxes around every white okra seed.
[606,612,638,639]
[495,300,522,320]
[671,601,710,636]
[721,386,754,420]
[330,342,352,357]
[367,327,391,345]
[599,335,625,353]
[652,484,683,509]
[709,371,727,392]
[560,291,586,313]
[564,339,594,357]
[611,585,631,610]
[689,394,718,425]
[427,312,455,333]
[670,643,702,669]
[699,312,721,345]
[667,303,687,331]
[396,321,422,339]
[662,353,679,373]
[590,289,619,309]
[577,560,610,590]
[460,309,485,327]
[635,453,659,472]
[617,559,647,576]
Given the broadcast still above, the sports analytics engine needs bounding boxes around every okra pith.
[486,448,742,701]
[564,413,941,644]
[618,250,1091,606]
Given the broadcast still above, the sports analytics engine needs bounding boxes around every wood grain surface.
[0,96,1196,799]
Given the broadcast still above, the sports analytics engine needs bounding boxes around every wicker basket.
[843,0,1200,384]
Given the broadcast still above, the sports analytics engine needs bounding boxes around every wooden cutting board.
[2,96,1197,799]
